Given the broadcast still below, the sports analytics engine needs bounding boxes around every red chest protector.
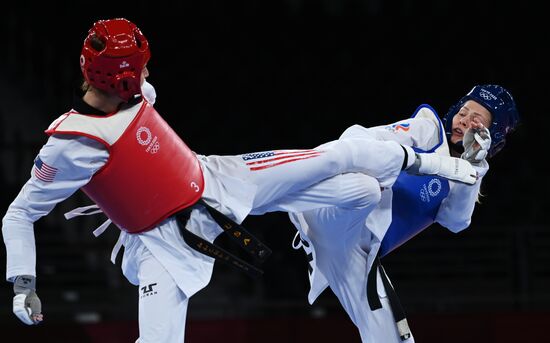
[46,101,204,233]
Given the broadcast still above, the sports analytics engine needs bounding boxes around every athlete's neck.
[83,88,123,114]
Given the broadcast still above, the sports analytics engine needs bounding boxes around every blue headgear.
[442,84,520,158]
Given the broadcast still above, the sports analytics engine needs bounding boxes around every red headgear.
[80,18,151,102]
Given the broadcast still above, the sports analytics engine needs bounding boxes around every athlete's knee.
[355,174,381,209]
[338,173,381,210]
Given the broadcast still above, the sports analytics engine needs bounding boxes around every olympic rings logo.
[136,126,160,154]
[479,90,496,101]
[150,142,160,154]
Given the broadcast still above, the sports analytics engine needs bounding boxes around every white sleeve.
[1,135,108,281]
[340,117,440,151]
[435,161,490,233]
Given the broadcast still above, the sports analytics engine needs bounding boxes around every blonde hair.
[81,80,91,93]
[80,35,106,94]
[476,187,485,204]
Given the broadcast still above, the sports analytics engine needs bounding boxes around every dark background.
[1,1,548,342]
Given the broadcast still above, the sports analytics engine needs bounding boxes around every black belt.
[175,199,272,278]
[367,254,412,341]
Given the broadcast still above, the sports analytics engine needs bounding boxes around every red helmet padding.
[80,18,151,101]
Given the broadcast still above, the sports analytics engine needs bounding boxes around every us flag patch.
[242,150,322,171]
[34,157,58,182]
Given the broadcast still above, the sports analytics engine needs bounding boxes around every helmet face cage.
[442,85,520,158]
[80,18,151,102]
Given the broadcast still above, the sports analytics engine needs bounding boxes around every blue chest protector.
[379,171,450,257]
[379,104,451,257]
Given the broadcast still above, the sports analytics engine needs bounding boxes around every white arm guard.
[408,153,478,185]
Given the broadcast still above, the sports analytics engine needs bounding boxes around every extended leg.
[241,138,409,211]
[225,136,475,213]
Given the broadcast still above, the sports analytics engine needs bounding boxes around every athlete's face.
[450,100,492,144]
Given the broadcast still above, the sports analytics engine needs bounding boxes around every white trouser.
[136,245,189,343]
[242,138,410,213]
[130,137,411,342]
[301,204,415,343]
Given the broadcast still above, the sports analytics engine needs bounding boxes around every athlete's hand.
[461,118,491,165]
[13,275,43,325]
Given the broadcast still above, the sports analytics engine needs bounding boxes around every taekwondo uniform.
[2,95,414,342]
[288,105,489,343]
